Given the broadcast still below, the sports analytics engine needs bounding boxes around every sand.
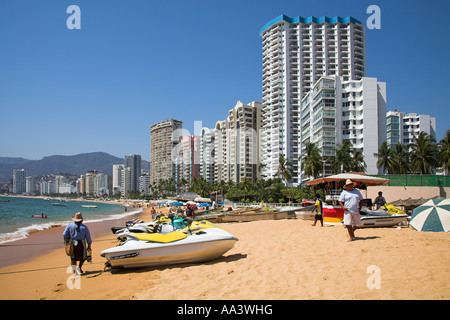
[0,209,449,300]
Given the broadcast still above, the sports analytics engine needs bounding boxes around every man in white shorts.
[339,179,363,242]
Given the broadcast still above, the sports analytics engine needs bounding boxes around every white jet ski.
[359,208,408,228]
[101,220,238,269]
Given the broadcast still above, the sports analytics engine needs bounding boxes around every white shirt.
[339,189,363,213]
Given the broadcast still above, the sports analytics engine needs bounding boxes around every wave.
[0,208,143,244]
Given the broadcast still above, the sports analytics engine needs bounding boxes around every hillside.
[0,152,150,182]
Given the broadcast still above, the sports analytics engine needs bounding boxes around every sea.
[0,196,142,244]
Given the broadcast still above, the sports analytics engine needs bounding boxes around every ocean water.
[0,196,141,244]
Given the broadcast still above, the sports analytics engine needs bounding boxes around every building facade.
[12,169,26,194]
[213,101,262,183]
[124,154,142,192]
[260,15,366,185]
[199,127,216,184]
[386,110,436,149]
[150,119,183,186]
[299,75,386,181]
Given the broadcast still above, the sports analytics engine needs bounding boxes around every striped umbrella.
[410,199,450,232]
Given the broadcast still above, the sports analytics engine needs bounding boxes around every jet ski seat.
[131,231,187,243]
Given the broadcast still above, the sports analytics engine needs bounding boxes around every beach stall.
[306,173,390,225]
[410,199,450,232]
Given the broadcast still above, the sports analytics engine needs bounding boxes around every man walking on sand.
[339,179,363,242]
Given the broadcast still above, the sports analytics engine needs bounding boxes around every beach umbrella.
[169,201,183,206]
[410,199,450,232]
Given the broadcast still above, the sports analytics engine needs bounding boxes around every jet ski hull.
[101,227,238,269]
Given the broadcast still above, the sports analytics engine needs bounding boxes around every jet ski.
[359,208,408,228]
[111,214,189,241]
[100,220,238,269]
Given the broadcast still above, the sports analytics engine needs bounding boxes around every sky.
[0,0,449,161]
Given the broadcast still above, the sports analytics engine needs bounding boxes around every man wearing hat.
[339,179,364,241]
[63,212,92,274]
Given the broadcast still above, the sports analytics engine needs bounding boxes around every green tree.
[330,140,352,173]
[391,142,410,174]
[410,131,438,174]
[276,154,294,186]
[301,142,323,179]
[438,129,450,176]
[374,140,394,174]
[350,149,366,173]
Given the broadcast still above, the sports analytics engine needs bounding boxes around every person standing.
[63,212,92,274]
[339,179,363,242]
[374,191,387,210]
[311,193,323,226]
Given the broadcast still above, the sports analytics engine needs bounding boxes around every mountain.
[0,152,150,182]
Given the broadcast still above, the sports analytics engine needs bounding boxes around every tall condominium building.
[150,119,183,186]
[84,171,97,195]
[124,154,142,192]
[178,135,200,190]
[199,127,216,184]
[260,15,366,185]
[26,176,35,194]
[112,164,124,195]
[386,110,436,149]
[300,75,386,181]
[12,169,26,194]
[214,101,262,183]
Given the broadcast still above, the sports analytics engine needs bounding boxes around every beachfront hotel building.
[199,127,216,184]
[177,135,200,191]
[214,101,262,183]
[12,169,26,194]
[386,110,436,149]
[299,75,386,182]
[260,15,366,185]
[124,154,142,192]
[150,119,183,186]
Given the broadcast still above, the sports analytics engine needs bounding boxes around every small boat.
[51,202,67,207]
[82,205,97,208]
[0,199,10,202]
[101,220,238,269]
[359,208,408,228]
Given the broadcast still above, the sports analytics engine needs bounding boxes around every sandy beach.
[0,207,449,300]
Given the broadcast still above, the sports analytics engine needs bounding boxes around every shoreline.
[0,207,148,269]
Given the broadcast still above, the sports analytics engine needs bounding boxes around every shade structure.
[194,197,212,203]
[410,199,450,232]
[306,173,390,187]
[169,201,183,206]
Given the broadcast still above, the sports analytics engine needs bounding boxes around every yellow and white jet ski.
[100,220,238,269]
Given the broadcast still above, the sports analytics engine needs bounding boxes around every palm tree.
[374,140,394,174]
[438,129,450,176]
[276,154,293,186]
[391,142,410,174]
[350,149,367,173]
[301,142,322,179]
[330,140,353,173]
[410,131,438,174]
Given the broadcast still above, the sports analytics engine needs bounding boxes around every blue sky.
[0,0,449,161]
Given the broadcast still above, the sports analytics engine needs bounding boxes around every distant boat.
[82,205,97,208]
[0,199,10,203]
[52,203,67,207]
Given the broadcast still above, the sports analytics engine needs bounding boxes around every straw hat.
[72,212,84,222]
[343,179,357,189]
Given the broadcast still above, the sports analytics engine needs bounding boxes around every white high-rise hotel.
[260,15,385,184]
